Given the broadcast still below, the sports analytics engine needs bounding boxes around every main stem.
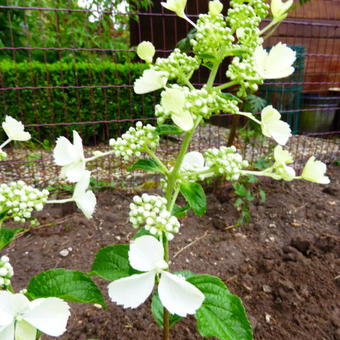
[161,61,220,340]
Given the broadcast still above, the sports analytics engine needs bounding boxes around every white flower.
[53,130,86,182]
[260,106,291,145]
[134,69,168,94]
[161,88,193,131]
[254,43,296,79]
[137,41,156,63]
[161,0,187,18]
[181,151,206,172]
[108,236,204,317]
[0,291,70,340]
[273,145,295,181]
[271,0,293,19]
[72,170,96,219]
[2,116,31,141]
[274,145,293,164]
[209,0,223,15]
[301,157,330,184]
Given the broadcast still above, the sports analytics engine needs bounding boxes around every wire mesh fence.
[0,0,339,187]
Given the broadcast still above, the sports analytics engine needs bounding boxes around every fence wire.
[0,0,339,187]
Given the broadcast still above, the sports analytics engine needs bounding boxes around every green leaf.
[0,227,22,250]
[156,124,183,135]
[188,274,253,340]
[151,293,182,329]
[171,203,190,217]
[180,182,206,216]
[27,269,105,306]
[129,158,164,174]
[91,244,137,281]
[259,189,266,202]
[220,92,242,103]
[132,228,152,239]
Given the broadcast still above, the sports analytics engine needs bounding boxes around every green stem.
[46,198,73,204]
[216,80,238,91]
[206,62,220,88]
[85,150,115,163]
[145,147,169,175]
[0,139,12,150]
[161,60,222,340]
[259,19,280,36]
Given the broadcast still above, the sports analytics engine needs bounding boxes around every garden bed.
[2,166,340,340]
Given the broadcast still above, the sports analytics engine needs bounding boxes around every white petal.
[53,136,77,166]
[0,323,14,340]
[265,43,296,79]
[182,151,205,171]
[72,131,84,161]
[108,271,155,309]
[158,271,204,317]
[60,160,86,183]
[2,116,31,141]
[161,88,186,114]
[15,320,37,340]
[129,235,166,272]
[0,291,29,327]
[253,46,268,79]
[23,298,70,337]
[137,41,155,63]
[73,170,91,197]
[171,111,194,131]
[261,105,281,124]
[274,145,293,164]
[302,157,330,184]
[75,190,96,219]
[263,120,291,145]
[134,69,168,94]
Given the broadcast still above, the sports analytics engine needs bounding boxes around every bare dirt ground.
[2,166,340,340]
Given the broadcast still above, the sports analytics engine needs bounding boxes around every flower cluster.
[226,56,263,97]
[191,13,234,61]
[186,87,240,119]
[0,181,49,223]
[152,49,200,82]
[0,256,13,288]
[227,0,268,31]
[235,26,262,51]
[129,194,180,240]
[205,146,249,180]
[109,122,159,161]
[155,85,239,128]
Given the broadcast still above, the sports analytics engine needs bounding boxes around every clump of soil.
[2,166,340,340]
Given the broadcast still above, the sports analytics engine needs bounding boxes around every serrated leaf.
[220,92,242,103]
[171,203,190,217]
[0,227,22,250]
[188,274,253,340]
[156,124,183,135]
[91,244,137,281]
[129,158,164,174]
[180,182,206,216]
[151,293,182,329]
[27,269,105,306]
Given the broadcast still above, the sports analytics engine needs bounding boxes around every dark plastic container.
[300,94,339,133]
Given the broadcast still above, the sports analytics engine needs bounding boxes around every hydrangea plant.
[0,0,331,339]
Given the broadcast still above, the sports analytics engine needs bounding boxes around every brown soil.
[2,166,340,340]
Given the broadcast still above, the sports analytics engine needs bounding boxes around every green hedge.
[0,60,156,144]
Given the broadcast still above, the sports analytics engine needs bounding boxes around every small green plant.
[233,175,266,226]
